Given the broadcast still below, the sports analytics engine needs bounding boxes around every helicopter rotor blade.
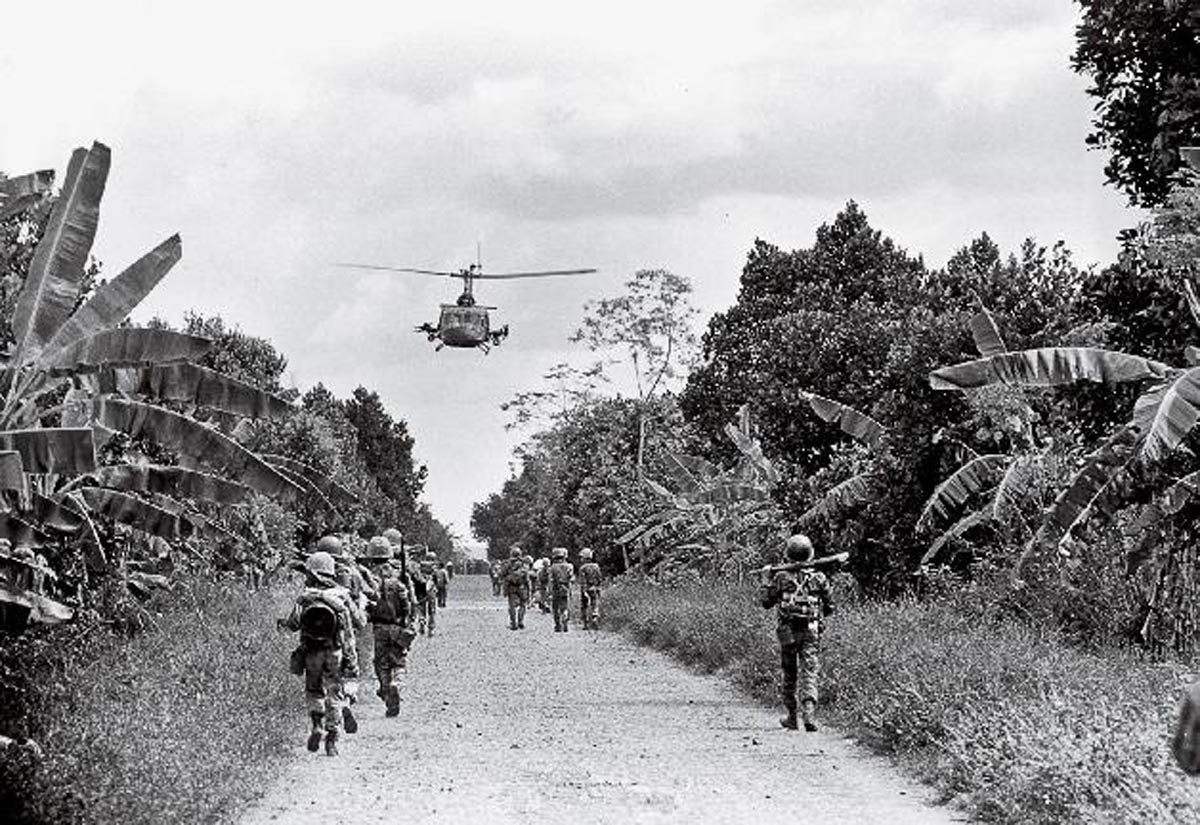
[473,268,598,279]
[335,263,459,277]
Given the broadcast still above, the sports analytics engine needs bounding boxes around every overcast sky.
[3,1,1139,539]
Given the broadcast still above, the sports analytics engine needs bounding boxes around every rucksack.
[550,562,572,594]
[505,561,527,585]
[368,577,406,625]
[778,573,822,622]
[299,598,341,646]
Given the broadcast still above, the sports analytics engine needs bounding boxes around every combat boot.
[325,728,339,757]
[307,712,324,752]
[385,685,401,717]
[342,705,358,734]
[801,699,818,732]
[780,699,798,731]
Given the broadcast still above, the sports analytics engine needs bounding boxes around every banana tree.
[616,406,783,579]
[0,143,318,626]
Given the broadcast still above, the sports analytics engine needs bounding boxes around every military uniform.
[489,561,503,596]
[502,550,530,630]
[280,551,360,756]
[548,549,574,632]
[760,555,833,732]
[535,558,551,613]
[578,550,602,630]
[365,548,412,718]
[433,564,449,608]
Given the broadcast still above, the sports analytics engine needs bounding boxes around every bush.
[0,576,298,824]
[603,580,1200,823]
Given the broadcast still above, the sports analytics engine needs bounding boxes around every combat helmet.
[784,534,814,563]
[579,547,594,560]
[509,546,522,559]
[551,546,568,560]
[315,535,344,557]
[365,536,393,560]
[382,527,403,546]
[305,551,337,580]
[523,554,534,565]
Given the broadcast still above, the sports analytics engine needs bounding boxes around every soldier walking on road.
[489,560,503,597]
[434,560,450,608]
[535,555,551,613]
[578,547,602,630]
[548,547,574,632]
[278,549,359,757]
[758,534,833,732]
[418,551,439,635]
[361,536,413,718]
[502,547,530,630]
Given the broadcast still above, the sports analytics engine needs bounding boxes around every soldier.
[319,535,365,735]
[547,547,575,632]
[489,560,503,596]
[417,550,439,636]
[278,550,359,756]
[361,536,413,717]
[758,534,833,732]
[502,547,530,630]
[535,556,551,613]
[578,547,602,630]
[433,560,450,608]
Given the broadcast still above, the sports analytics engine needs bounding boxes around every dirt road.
[239,576,961,824]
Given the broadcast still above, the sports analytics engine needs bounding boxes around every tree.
[1072,0,1200,206]
[572,268,699,470]
[343,387,426,530]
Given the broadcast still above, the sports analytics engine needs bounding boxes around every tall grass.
[0,576,299,824]
[603,580,1200,823]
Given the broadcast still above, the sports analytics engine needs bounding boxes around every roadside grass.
[602,579,1200,824]
[0,576,299,825]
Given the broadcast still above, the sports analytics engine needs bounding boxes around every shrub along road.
[238,576,961,824]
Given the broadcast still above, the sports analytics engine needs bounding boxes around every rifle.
[753,552,849,581]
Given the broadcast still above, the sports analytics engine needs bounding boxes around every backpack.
[778,572,822,622]
[368,576,407,624]
[299,597,341,647]
[550,562,572,594]
[505,561,528,586]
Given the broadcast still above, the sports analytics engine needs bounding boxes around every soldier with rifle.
[757,534,840,732]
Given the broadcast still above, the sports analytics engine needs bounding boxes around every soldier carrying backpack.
[548,547,575,632]
[578,548,603,630]
[278,547,360,756]
[502,547,530,630]
[758,534,833,732]
[361,536,413,717]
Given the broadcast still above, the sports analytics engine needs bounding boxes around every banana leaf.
[89,363,292,420]
[1133,381,1172,433]
[680,481,770,506]
[798,392,886,449]
[30,491,84,532]
[1141,366,1200,463]
[0,513,51,546]
[929,347,1170,391]
[724,421,781,483]
[65,491,108,570]
[92,464,253,506]
[917,454,1009,533]
[797,473,874,527]
[991,453,1043,528]
[1027,426,1142,555]
[41,235,183,356]
[79,487,194,541]
[969,308,1007,357]
[0,451,24,494]
[264,461,335,512]
[661,453,719,493]
[261,455,357,507]
[0,428,96,474]
[13,144,110,362]
[921,509,993,564]
[1160,470,1200,516]
[93,398,300,502]
[0,170,54,222]
[45,328,211,377]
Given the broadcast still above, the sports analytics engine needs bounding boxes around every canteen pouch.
[288,645,306,676]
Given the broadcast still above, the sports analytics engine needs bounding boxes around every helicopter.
[337,259,597,352]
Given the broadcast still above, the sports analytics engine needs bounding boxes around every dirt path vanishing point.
[239,576,963,825]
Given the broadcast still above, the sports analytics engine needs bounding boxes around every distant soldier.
[547,547,575,632]
[278,550,359,757]
[502,547,530,630]
[578,547,602,630]
[418,551,439,635]
[489,560,503,596]
[535,556,551,613]
[758,534,833,732]
[434,560,450,608]
[383,528,418,626]
[361,536,413,717]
